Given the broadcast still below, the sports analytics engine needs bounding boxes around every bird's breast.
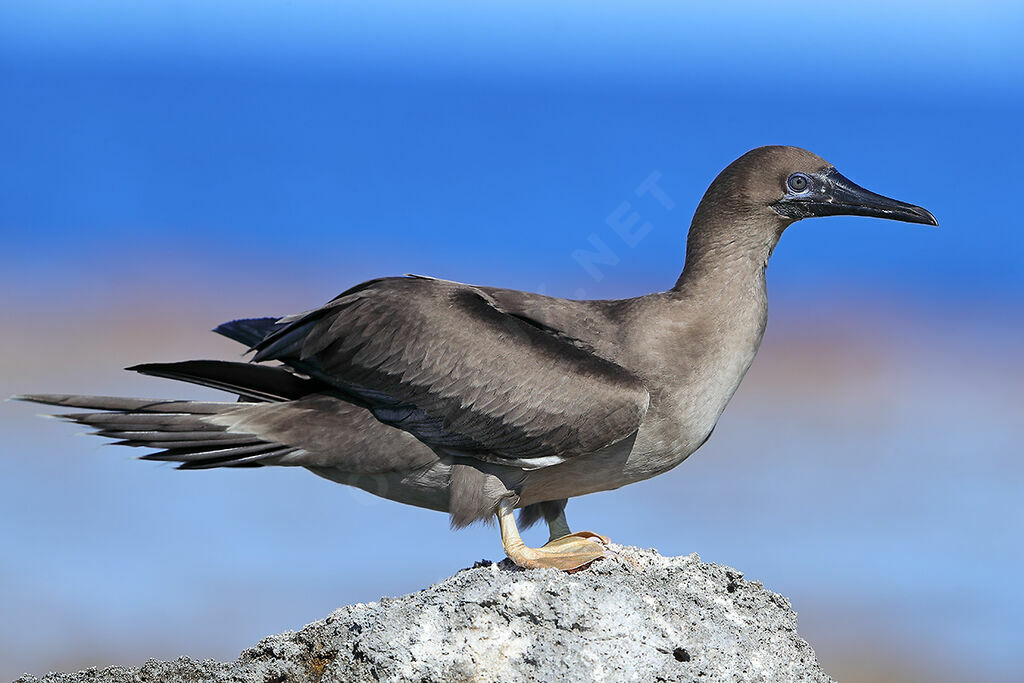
[626,301,767,480]
[515,327,764,504]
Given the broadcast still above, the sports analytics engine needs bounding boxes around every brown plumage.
[16,146,936,552]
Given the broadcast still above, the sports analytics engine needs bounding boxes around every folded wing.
[251,277,649,468]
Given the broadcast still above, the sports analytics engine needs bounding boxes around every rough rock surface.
[17,546,832,682]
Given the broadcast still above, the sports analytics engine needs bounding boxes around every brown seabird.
[17,146,937,570]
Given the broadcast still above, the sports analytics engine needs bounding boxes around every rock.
[16,546,832,682]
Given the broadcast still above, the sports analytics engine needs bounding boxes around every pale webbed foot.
[551,530,610,545]
[497,500,610,571]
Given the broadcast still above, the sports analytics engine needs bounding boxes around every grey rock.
[16,546,832,683]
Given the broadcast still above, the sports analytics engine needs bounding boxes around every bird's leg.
[497,499,609,571]
[546,508,572,542]
[545,507,612,546]
[544,507,610,544]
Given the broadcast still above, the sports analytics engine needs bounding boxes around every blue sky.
[2,1,1022,90]
[1,0,1022,310]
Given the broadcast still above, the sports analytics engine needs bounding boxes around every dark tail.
[129,360,329,402]
[213,317,283,349]
[14,360,323,469]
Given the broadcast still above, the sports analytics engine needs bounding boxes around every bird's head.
[682,146,937,275]
[767,147,937,227]
[706,145,937,229]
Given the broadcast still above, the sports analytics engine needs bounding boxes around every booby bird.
[17,146,936,571]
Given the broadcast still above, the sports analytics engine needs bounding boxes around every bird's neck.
[643,213,783,460]
[672,213,783,300]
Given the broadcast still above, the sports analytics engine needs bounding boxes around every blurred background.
[1,1,1021,681]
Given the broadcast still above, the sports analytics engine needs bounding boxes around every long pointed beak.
[774,167,938,226]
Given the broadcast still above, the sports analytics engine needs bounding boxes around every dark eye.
[787,173,809,193]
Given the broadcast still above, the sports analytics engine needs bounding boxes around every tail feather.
[97,429,251,443]
[213,317,282,348]
[15,394,228,413]
[175,446,296,470]
[14,393,298,469]
[59,412,227,431]
[111,436,262,449]
[128,360,326,403]
[140,441,287,463]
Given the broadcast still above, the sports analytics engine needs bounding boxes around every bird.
[16,146,936,571]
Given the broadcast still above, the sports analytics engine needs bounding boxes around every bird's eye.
[787,173,809,193]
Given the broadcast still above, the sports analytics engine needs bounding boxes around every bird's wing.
[250,276,649,468]
[476,286,622,357]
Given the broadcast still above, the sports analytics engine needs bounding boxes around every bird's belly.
[308,341,757,512]
[516,416,708,505]
[307,463,453,513]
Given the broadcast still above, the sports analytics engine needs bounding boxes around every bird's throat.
[673,209,785,297]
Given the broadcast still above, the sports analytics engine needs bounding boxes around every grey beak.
[773,167,938,226]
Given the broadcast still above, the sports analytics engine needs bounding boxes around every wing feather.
[251,277,648,466]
